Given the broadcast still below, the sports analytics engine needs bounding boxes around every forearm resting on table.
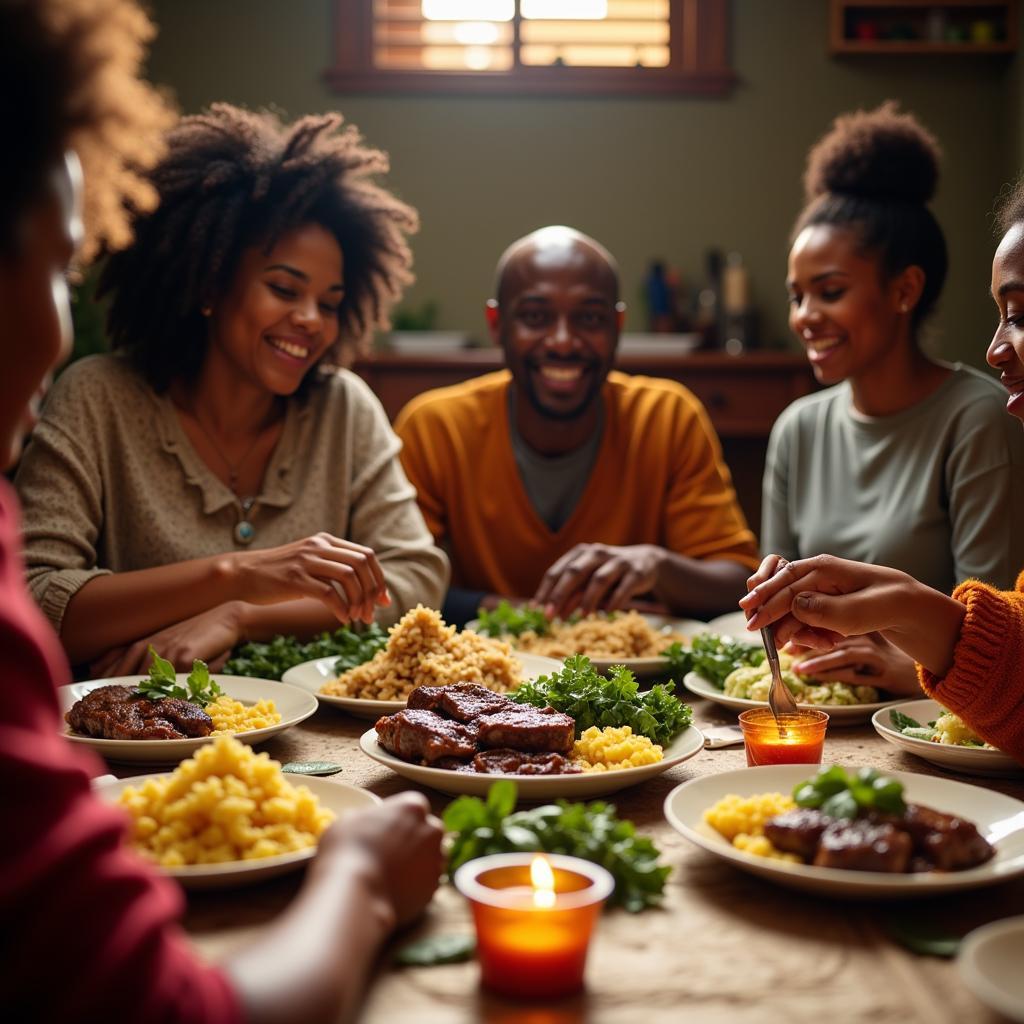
[222,847,394,1024]
[237,598,342,643]
[60,554,244,664]
[653,554,751,618]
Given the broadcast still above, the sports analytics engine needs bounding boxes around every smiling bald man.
[394,226,758,625]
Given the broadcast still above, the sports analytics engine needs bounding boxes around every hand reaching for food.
[789,632,922,698]
[533,543,661,619]
[233,533,390,624]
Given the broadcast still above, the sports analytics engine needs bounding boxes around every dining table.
[111,691,1024,1024]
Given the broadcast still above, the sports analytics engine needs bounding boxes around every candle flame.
[530,855,556,909]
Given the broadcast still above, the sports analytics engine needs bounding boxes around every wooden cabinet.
[829,1,1018,54]
[352,350,817,534]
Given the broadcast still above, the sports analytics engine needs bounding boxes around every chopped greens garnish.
[792,765,906,818]
[443,780,670,912]
[662,632,764,690]
[394,934,476,966]
[223,623,387,681]
[889,710,922,732]
[474,600,551,638]
[511,654,692,745]
[136,646,223,705]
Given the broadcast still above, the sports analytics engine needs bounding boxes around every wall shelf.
[829,1,1018,54]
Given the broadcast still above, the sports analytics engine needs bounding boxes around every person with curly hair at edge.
[762,103,1024,698]
[0,2,443,1021]
[15,98,448,675]
[395,225,759,626]
[742,176,1024,764]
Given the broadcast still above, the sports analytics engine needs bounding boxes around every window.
[327,0,733,96]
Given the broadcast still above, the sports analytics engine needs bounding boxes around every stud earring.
[899,303,909,313]
[201,306,212,317]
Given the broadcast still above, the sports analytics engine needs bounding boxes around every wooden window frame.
[326,0,734,96]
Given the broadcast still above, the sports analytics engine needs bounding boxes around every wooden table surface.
[140,694,1024,1024]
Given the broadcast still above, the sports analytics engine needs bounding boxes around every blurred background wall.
[144,0,1023,367]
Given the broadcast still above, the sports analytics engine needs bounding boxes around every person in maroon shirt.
[0,2,443,1022]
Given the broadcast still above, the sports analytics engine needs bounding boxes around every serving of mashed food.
[724,651,880,707]
[116,735,334,866]
[572,725,664,772]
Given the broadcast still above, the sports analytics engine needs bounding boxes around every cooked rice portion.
[514,610,685,659]
[321,605,522,701]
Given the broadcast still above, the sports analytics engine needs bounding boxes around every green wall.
[146,0,1021,366]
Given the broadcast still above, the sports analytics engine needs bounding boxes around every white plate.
[94,773,379,889]
[359,724,704,798]
[664,765,1024,899]
[683,671,901,726]
[465,614,707,680]
[872,699,1023,778]
[60,675,317,764]
[958,915,1024,1023]
[282,652,564,719]
[705,610,750,637]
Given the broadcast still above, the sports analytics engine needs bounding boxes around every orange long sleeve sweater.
[919,569,1024,764]
[394,370,758,599]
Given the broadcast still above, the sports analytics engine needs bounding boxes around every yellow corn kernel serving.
[702,792,796,842]
[204,694,281,734]
[732,832,802,863]
[115,735,334,866]
[572,725,664,773]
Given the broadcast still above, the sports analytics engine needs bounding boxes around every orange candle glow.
[453,853,614,999]
[738,707,829,766]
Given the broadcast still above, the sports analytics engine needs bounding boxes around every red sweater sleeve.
[918,570,1024,764]
[0,482,243,1023]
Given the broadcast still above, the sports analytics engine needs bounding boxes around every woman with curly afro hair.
[2,4,441,1021]
[760,102,1024,698]
[15,102,448,675]
[743,179,1024,765]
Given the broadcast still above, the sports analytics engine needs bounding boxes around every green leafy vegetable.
[885,917,961,958]
[511,654,692,745]
[793,766,906,817]
[662,632,764,690]
[136,646,223,705]
[890,710,922,732]
[443,780,669,912]
[474,600,551,638]
[223,623,388,681]
[394,934,476,966]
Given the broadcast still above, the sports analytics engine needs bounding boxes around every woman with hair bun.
[762,102,1024,696]
[15,103,448,674]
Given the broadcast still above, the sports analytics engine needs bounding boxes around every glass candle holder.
[452,853,614,999]
[738,707,829,766]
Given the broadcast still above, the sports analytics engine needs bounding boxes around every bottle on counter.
[694,248,722,348]
[722,251,757,354]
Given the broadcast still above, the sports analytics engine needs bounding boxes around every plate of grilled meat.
[664,765,1024,898]
[60,676,317,764]
[361,682,704,798]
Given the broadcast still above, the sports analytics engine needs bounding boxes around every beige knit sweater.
[15,355,448,633]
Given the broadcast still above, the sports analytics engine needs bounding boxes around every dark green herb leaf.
[475,600,550,638]
[820,790,860,820]
[511,654,692,745]
[662,633,764,690]
[136,648,221,705]
[280,762,344,776]
[394,934,476,966]
[890,710,922,732]
[223,623,387,681]
[886,918,961,958]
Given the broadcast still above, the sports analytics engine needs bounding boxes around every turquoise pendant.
[234,520,255,545]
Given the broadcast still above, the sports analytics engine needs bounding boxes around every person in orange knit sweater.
[740,182,1024,764]
[394,226,759,625]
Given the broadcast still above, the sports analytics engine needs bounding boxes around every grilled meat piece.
[900,803,995,871]
[812,819,913,872]
[408,683,515,722]
[375,709,478,764]
[763,808,834,860]
[477,705,575,754]
[66,685,213,740]
[471,749,582,775]
[431,756,476,772]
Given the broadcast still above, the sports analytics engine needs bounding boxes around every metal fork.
[761,625,798,732]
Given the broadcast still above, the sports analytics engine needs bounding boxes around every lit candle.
[453,853,614,999]
[738,707,829,766]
